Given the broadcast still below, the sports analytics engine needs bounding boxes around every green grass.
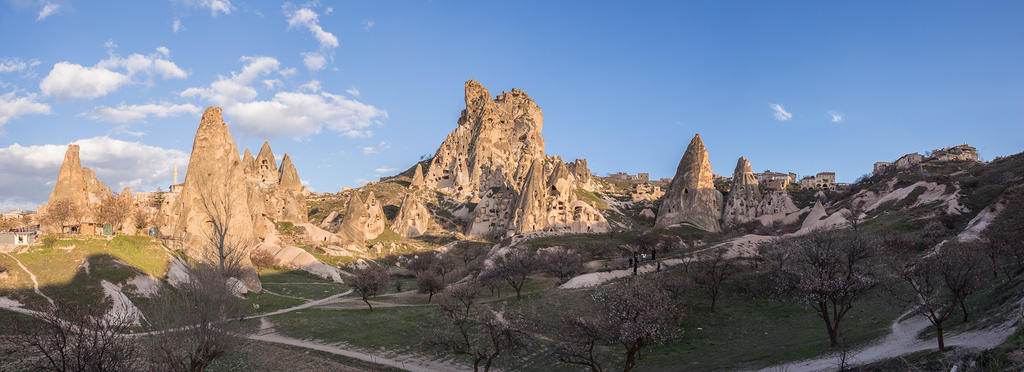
[574,187,611,210]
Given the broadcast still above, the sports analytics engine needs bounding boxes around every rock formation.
[47,144,91,214]
[424,80,545,202]
[721,156,761,227]
[240,143,307,224]
[630,183,664,201]
[363,192,386,239]
[337,192,367,244]
[169,106,261,291]
[43,144,114,230]
[409,163,424,190]
[656,134,723,232]
[255,141,278,184]
[423,80,608,238]
[391,194,430,238]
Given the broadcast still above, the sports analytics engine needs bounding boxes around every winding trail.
[2,252,54,306]
[761,301,1024,372]
[250,318,466,372]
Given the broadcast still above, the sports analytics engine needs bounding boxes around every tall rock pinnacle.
[656,134,723,232]
[170,106,261,291]
[721,156,762,227]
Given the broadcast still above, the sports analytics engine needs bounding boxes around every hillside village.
[1,80,1022,372]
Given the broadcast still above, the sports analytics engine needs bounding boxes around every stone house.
[755,170,792,190]
[930,143,979,162]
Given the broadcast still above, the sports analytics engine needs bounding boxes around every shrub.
[250,249,276,269]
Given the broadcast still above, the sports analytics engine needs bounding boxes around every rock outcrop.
[423,80,608,238]
[391,194,430,237]
[46,144,91,214]
[363,192,386,239]
[240,142,307,224]
[721,156,761,227]
[424,80,546,202]
[337,192,367,244]
[656,134,723,232]
[169,106,261,291]
[43,144,113,230]
[630,183,664,201]
[409,163,425,190]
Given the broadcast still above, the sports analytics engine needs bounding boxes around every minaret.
[173,163,178,185]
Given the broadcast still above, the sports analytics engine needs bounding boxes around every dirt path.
[560,234,772,289]
[3,252,55,306]
[762,301,1024,372]
[249,289,353,319]
[250,318,467,372]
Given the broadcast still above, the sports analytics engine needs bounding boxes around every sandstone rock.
[320,211,339,229]
[511,159,548,234]
[47,144,90,213]
[391,193,430,238]
[255,242,342,282]
[630,183,665,201]
[169,106,261,292]
[409,163,425,190]
[363,192,386,239]
[424,80,545,201]
[756,191,799,216]
[721,156,761,227]
[242,149,257,176]
[278,154,302,191]
[656,134,722,232]
[255,141,278,184]
[337,192,367,244]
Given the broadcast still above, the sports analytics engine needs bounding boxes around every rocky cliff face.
[423,80,607,238]
[656,134,722,232]
[44,144,113,228]
[240,143,307,224]
[424,80,546,202]
[409,163,425,190]
[721,156,761,227]
[391,193,430,238]
[363,192,386,239]
[169,106,261,291]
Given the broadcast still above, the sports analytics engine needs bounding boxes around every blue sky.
[2,0,1023,211]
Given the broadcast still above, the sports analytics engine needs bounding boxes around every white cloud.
[173,18,184,33]
[40,47,188,100]
[374,167,397,174]
[346,87,360,97]
[262,79,282,90]
[180,0,232,16]
[40,62,130,100]
[362,141,390,155]
[827,111,843,122]
[156,46,170,57]
[771,103,793,121]
[81,102,201,124]
[285,6,338,50]
[0,137,189,208]
[37,2,60,21]
[181,57,387,140]
[299,80,321,92]
[362,20,375,30]
[0,92,52,129]
[0,58,35,73]
[302,52,327,71]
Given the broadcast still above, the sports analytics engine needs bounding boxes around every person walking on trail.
[652,248,656,261]
[633,258,638,276]
[657,260,661,272]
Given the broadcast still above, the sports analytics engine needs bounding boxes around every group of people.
[627,248,661,275]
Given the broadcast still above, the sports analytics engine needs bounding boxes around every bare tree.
[133,208,150,233]
[408,252,439,274]
[552,309,606,372]
[198,189,249,278]
[10,301,140,372]
[762,230,877,347]
[146,264,245,371]
[42,199,82,233]
[939,244,984,322]
[694,247,736,312]
[350,263,389,311]
[541,248,583,283]
[426,281,527,372]
[416,270,446,303]
[487,246,537,299]
[96,193,131,233]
